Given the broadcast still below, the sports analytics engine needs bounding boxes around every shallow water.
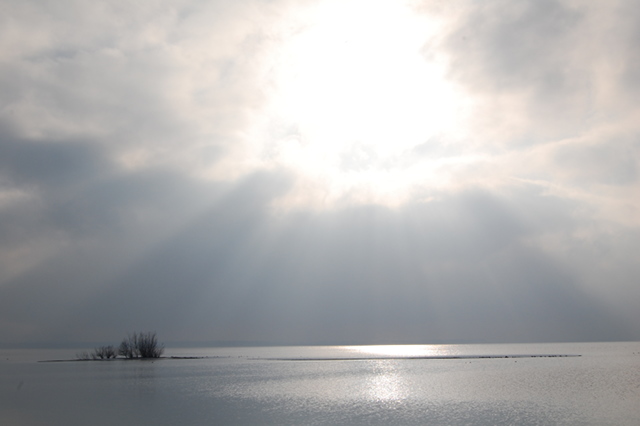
[2,342,639,425]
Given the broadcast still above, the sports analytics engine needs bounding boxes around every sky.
[1,0,639,347]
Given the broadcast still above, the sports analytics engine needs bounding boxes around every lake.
[2,342,639,425]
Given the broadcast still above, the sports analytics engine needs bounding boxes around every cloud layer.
[0,0,638,345]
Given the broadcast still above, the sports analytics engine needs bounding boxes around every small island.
[75,331,164,360]
[38,332,215,362]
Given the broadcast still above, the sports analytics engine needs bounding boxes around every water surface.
[2,342,639,425]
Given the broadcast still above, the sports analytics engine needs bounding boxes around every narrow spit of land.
[38,354,581,363]
[38,356,212,363]
[269,354,581,361]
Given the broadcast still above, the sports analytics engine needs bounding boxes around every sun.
[252,0,468,208]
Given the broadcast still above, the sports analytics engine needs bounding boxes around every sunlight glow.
[346,344,457,358]
[251,0,470,208]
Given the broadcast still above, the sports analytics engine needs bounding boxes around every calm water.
[1,342,639,425]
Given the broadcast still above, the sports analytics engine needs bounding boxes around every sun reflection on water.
[366,360,407,402]
[345,344,459,358]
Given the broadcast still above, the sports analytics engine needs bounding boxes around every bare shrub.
[76,351,91,360]
[136,332,164,358]
[76,346,117,360]
[92,345,117,359]
[118,334,138,359]
[119,332,164,359]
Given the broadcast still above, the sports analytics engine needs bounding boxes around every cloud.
[434,0,639,139]
[0,179,636,344]
[0,0,292,175]
[0,0,638,346]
